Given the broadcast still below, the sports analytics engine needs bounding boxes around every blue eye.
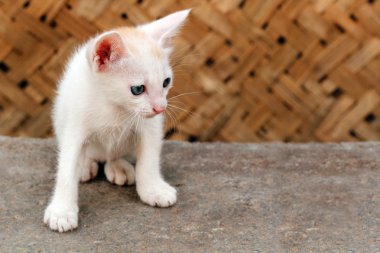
[131,85,145,95]
[163,77,171,88]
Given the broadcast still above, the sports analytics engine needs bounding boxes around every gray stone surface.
[0,136,379,252]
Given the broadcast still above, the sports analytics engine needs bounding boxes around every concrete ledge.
[0,136,379,252]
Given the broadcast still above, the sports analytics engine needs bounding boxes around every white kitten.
[43,10,190,232]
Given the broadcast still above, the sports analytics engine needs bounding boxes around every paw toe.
[114,173,127,186]
[44,204,78,232]
[80,161,99,183]
[105,159,135,186]
[138,183,177,208]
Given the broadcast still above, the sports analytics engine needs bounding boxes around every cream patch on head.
[114,27,164,60]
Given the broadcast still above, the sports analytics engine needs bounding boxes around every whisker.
[165,108,179,130]
[115,111,136,149]
[168,91,203,100]
[168,100,187,107]
[167,104,201,118]
[134,111,142,145]
[166,107,188,134]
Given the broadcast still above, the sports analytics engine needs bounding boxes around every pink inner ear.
[96,39,112,70]
[94,34,125,72]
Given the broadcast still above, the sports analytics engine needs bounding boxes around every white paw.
[43,202,79,232]
[105,159,135,186]
[80,160,99,182]
[137,181,177,207]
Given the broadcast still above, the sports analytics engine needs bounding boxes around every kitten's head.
[88,9,190,117]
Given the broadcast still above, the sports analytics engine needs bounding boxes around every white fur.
[44,10,190,232]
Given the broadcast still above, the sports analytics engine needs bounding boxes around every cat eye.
[131,85,145,95]
[163,77,171,88]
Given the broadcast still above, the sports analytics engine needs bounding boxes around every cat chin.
[143,112,160,118]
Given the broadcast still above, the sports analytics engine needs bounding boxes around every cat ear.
[91,32,126,72]
[140,9,190,52]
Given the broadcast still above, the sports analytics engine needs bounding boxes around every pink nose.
[153,106,165,114]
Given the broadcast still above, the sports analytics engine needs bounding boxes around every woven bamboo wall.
[0,0,380,142]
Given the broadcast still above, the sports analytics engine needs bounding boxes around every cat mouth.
[139,109,165,118]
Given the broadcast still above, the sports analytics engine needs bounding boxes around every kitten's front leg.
[135,116,177,207]
[44,133,83,232]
